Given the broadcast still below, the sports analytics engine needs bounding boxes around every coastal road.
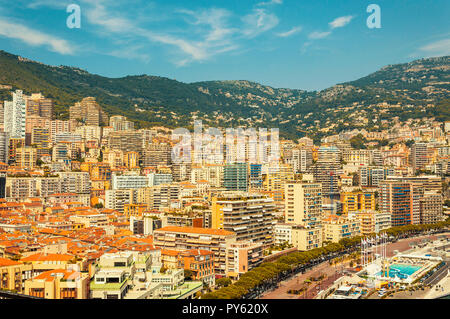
[260,233,449,299]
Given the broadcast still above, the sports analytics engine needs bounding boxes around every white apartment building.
[4,90,26,139]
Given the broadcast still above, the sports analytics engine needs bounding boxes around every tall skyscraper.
[224,163,248,191]
[26,93,54,119]
[0,132,9,163]
[4,90,26,139]
[212,193,275,246]
[109,115,134,131]
[379,181,417,226]
[284,182,323,228]
[70,97,108,126]
[411,142,429,172]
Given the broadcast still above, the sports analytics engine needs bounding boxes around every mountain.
[0,50,448,140]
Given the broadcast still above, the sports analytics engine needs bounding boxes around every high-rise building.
[262,163,294,199]
[109,131,144,155]
[354,211,391,235]
[419,192,444,224]
[110,115,134,131]
[15,147,37,169]
[153,226,237,276]
[249,164,262,189]
[322,215,360,243]
[291,148,313,173]
[379,181,418,226]
[112,173,149,190]
[171,162,191,182]
[225,241,264,278]
[0,132,9,164]
[105,189,136,213]
[0,101,4,131]
[212,193,276,246]
[190,164,223,188]
[69,97,108,126]
[284,182,322,228]
[31,127,50,158]
[143,143,171,167]
[341,191,376,214]
[8,138,24,163]
[4,90,26,139]
[223,163,248,191]
[412,142,429,172]
[25,93,53,119]
[50,120,76,142]
[309,146,341,197]
[137,184,180,210]
[359,166,395,187]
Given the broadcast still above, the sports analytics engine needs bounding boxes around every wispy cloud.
[108,45,151,63]
[257,0,283,6]
[417,38,450,57]
[307,15,353,42]
[276,26,302,38]
[18,0,281,65]
[329,15,354,29]
[241,8,279,38]
[25,0,69,9]
[308,31,331,40]
[0,17,73,54]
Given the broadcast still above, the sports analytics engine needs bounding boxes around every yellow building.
[291,226,322,251]
[341,191,375,214]
[20,253,81,275]
[124,151,139,169]
[263,164,294,201]
[24,269,89,299]
[103,149,124,169]
[284,182,322,228]
[0,258,33,293]
[15,147,37,169]
[225,241,264,278]
[124,203,147,218]
[322,215,360,243]
[355,210,392,235]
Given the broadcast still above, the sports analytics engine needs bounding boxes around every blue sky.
[0,0,449,90]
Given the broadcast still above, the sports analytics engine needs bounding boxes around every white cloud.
[0,18,73,54]
[329,15,354,29]
[306,15,353,43]
[20,0,281,65]
[257,0,283,6]
[308,31,331,40]
[26,0,68,9]
[108,45,151,63]
[276,26,302,38]
[178,8,236,43]
[83,3,241,65]
[418,38,450,57]
[85,2,137,34]
[242,9,279,38]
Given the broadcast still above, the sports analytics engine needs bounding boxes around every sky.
[0,0,449,91]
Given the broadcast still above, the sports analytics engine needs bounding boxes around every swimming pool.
[377,264,421,279]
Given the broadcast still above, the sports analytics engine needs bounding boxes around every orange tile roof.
[21,253,74,262]
[33,269,80,282]
[161,249,181,257]
[156,226,235,236]
[0,257,21,267]
[183,249,213,256]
